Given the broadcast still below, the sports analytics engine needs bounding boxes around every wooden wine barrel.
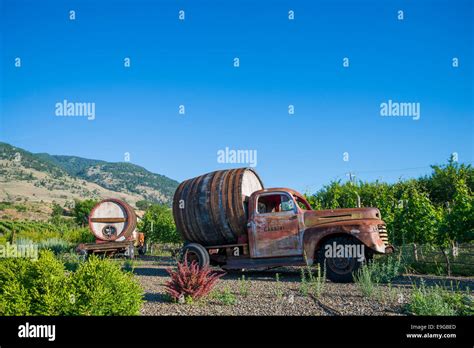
[172,168,264,246]
[88,199,137,242]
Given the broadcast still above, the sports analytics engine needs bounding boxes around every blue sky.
[1,0,473,193]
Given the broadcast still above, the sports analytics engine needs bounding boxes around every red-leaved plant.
[164,254,225,302]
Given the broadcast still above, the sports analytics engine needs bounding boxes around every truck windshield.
[293,194,312,210]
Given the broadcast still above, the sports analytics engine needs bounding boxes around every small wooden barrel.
[88,199,137,242]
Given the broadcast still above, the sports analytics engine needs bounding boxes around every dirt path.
[134,256,473,316]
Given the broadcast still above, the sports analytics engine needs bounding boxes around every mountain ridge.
[0,142,179,207]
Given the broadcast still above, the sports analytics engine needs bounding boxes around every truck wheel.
[318,236,364,283]
[138,245,147,255]
[181,243,210,268]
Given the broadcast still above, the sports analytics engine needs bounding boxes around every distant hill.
[0,142,179,207]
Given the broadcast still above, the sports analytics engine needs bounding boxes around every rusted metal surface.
[302,208,386,258]
[244,187,390,262]
[172,168,264,246]
[77,240,132,252]
[76,240,135,258]
[247,190,303,258]
[89,217,127,223]
[134,231,145,247]
[302,220,385,264]
[174,169,392,273]
[224,255,305,270]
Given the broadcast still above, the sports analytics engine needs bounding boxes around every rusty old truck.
[172,168,393,282]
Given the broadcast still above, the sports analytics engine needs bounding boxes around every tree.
[308,181,360,209]
[419,156,474,205]
[392,184,442,245]
[136,200,152,211]
[438,179,474,246]
[73,199,98,226]
[138,204,180,244]
[51,203,63,218]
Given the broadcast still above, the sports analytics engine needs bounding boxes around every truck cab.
[183,188,393,282]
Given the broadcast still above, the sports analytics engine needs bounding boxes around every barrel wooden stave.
[173,168,264,246]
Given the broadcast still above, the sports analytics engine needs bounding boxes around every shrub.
[353,256,403,298]
[0,257,32,315]
[38,238,73,254]
[299,268,309,296]
[122,259,136,273]
[70,256,143,315]
[238,275,250,297]
[375,282,399,304]
[370,255,403,284]
[299,263,326,298]
[392,185,442,245]
[73,199,98,226]
[274,273,283,299]
[58,252,82,272]
[0,251,69,315]
[164,256,224,302]
[212,286,236,305]
[27,251,70,315]
[0,220,93,245]
[0,252,143,316]
[437,178,474,245]
[14,237,36,250]
[0,280,31,315]
[305,159,474,248]
[51,203,64,217]
[441,288,473,315]
[62,227,95,244]
[311,264,326,298]
[139,204,180,244]
[353,263,376,297]
[407,282,455,315]
[406,281,473,316]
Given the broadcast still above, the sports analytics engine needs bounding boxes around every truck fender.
[302,227,347,265]
[302,224,381,264]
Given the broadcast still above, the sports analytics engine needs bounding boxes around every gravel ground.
[134,256,474,316]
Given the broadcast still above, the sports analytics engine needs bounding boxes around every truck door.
[248,191,302,258]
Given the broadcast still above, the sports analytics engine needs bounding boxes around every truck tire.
[138,244,147,255]
[318,235,364,283]
[181,243,210,268]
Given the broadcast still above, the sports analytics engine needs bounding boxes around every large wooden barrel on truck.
[172,168,264,250]
[76,199,145,258]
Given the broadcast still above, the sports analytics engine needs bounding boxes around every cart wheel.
[138,244,147,255]
[79,249,89,261]
[181,243,209,268]
[126,244,135,259]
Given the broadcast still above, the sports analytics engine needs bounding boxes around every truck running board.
[224,256,305,270]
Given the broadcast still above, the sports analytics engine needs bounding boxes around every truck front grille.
[378,224,389,245]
